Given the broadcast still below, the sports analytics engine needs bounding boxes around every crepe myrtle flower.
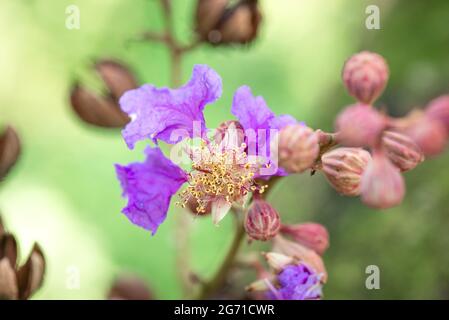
[115,65,299,234]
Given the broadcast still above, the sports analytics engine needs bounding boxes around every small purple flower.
[268,263,323,300]
[115,65,300,234]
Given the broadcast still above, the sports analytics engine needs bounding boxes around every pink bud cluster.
[319,51,449,209]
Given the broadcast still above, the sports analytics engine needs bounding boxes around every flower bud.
[272,235,327,282]
[244,198,280,241]
[335,103,387,147]
[382,131,424,172]
[108,274,153,300]
[360,150,405,209]
[214,120,245,150]
[280,223,329,256]
[0,126,21,181]
[279,124,319,173]
[321,147,371,196]
[186,197,211,216]
[396,110,447,156]
[342,51,389,104]
[196,0,262,45]
[426,94,449,133]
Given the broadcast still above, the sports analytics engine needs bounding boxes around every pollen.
[178,140,267,213]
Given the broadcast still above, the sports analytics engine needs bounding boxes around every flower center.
[178,141,268,213]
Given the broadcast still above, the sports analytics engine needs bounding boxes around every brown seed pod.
[70,84,130,128]
[0,126,21,181]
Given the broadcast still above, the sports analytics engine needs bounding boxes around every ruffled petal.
[115,147,187,234]
[231,86,299,177]
[120,65,222,149]
[231,86,275,132]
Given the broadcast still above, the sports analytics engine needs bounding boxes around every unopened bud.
[382,131,424,172]
[244,198,280,241]
[196,0,262,45]
[360,150,405,209]
[342,51,389,104]
[214,120,245,149]
[426,94,449,133]
[335,103,387,147]
[280,223,329,256]
[279,124,319,173]
[395,110,447,157]
[0,126,21,181]
[321,147,371,196]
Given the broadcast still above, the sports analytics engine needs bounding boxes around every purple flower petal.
[231,86,299,177]
[120,65,222,149]
[115,147,187,234]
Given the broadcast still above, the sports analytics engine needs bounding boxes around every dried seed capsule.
[0,126,21,181]
[382,131,424,172]
[95,60,138,102]
[426,94,449,133]
[196,0,262,45]
[280,223,329,255]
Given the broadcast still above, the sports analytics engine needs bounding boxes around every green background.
[1,0,449,299]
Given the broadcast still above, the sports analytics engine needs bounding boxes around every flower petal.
[120,65,222,149]
[211,198,232,225]
[115,147,187,234]
[231,86,275,132]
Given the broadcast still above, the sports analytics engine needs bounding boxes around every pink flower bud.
[342,51,389,104]
[426,94,449,133]
[321,147,371,196]
[382,131,424,172]
[244,198,280,241]
[360,150,405,209]
[279,124,319,173]
[396,110,447,157]
[335,104,387,147]
[280,223,329,255]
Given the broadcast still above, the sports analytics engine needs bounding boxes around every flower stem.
[197,213,246,299]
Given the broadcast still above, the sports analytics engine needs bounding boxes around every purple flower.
[268,263,322,300]
[116,65,300,234]
[120,65,222,149]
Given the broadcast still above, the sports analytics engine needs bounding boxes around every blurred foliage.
[0,0,449,299]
